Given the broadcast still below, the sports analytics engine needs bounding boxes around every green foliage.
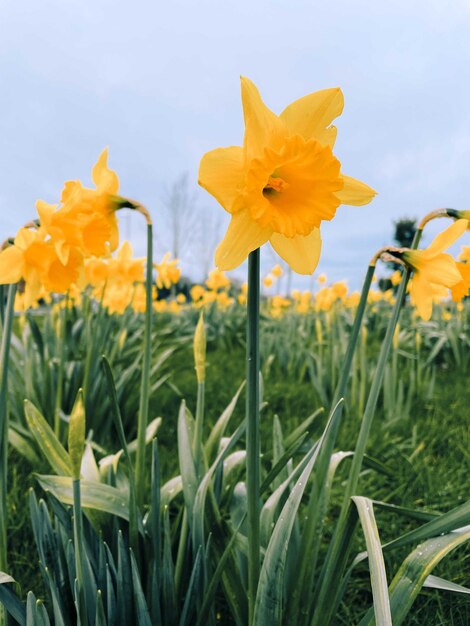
[2,299,470,625]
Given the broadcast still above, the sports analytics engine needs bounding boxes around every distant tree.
[393,217,417,249]
[379,216,418,291]
[161,172,198,261]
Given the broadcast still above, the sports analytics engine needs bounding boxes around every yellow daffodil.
[199,77,376,274]
[37,149,121,263]
[451,262,470,302]
[205,268,230,291]
[390,270,402,287]
[402,219,468,320]
[271,264,283,278]
[317,273,327,284]
[458,245,470,262]
[263,274,274,288]
[155,253,181,289]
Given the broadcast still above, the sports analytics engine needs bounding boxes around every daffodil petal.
[335,175,377,206]
[215,209,271,270]
[270,228,322,275]
[424,219,468,257]
[0,246,24,283]
[92,148,119,195]
[280,88,343,144]
[198,146,245,213]
[241,76,287,160]
[409,274,433,321]
[420,253,462,287]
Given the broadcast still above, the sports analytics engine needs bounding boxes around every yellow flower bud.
[194,313,206,384]
[69,390,85,480]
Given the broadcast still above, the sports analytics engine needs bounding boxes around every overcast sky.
[1,0,470,289]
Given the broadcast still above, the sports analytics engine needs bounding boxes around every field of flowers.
[0,79,469,625]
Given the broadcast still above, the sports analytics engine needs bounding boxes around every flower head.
[402,219,468,320]
[199,77,376,274]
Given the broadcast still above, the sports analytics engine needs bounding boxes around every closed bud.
[194,313,206,384]
[69,389,86,480]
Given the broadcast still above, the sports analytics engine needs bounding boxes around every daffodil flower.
[402,219,468,320]
[199,77,376,274]
[36,149,121,263]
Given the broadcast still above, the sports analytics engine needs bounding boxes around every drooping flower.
[451,262,470,302]
[37,149,121,263]
[401,219,468,320]
[199,77,376,274]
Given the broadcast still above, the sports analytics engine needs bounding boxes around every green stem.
[135,222,153,508]
[0,283,17,578]
[312,228,423,626]
[73,478,87,625]
[289,264,375,624]
[193,382,205,478]
[246,248,260,626]
[54,295,69,438]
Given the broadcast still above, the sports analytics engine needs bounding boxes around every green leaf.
[178,401,198,523]
[68,390,85,479]
[205,382,244,462]
[352,497,392,626]
[423,574,470,595]
[36,475,141,527]
[24,399,72,476]
[0,573,25,626]
[358,526,470,626]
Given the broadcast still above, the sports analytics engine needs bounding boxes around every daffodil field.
[0,80,469,626]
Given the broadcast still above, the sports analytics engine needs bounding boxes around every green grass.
[5,315,470,623]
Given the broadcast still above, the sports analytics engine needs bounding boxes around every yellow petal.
[280,88,343,144]
[92,148,119,195]
[409,274,433,321]
[215,208,271,270]
[420,253,462,287]
[241,77,287,160]
[198,146,245,213]
[270,228,322,275]
[0,246,24,283]
[335,175,377,206]
[424,219,468,257]
[36,200,57,227]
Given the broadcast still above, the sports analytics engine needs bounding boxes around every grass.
[5,313,470,623]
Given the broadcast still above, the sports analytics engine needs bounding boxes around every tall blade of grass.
[358,526,470,626]
[352,497,391,626]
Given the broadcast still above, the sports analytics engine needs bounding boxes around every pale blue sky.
[1,0,470,289]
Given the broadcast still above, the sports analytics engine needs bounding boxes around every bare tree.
[161,172,199,261]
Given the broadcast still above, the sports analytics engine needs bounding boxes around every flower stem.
[135,222,153,508]
[54,294,69,438]
[246,248,260,625]
[312,228,423,626]
[0,283,17,580]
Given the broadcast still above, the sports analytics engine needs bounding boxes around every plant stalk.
[135,222,153,508]
[246,248,260,625]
